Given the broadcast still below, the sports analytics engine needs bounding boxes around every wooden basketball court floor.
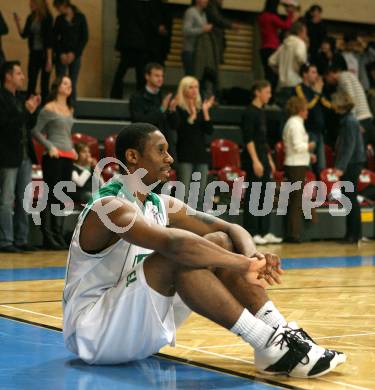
[0,241,374,389]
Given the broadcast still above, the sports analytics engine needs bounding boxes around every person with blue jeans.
[52,0,88,102]
[0,61,41,252]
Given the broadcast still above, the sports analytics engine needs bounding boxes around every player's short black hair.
[115,123,159,168]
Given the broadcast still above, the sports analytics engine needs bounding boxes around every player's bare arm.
[162,195,283,285]
[79,196,266,282]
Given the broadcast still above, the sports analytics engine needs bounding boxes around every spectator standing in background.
[174,76,215,208]
[129,63,178,162]
[304,4,326,63]
[241,80,282,245]
[315,36,347,76]
[332,92,366,244]
[110,0,164,98]
[342,33,369,89]
[32,75,77,250]
[0,12,8,68]
[325,66,375,150]
[257,0,296,94]
[182,0,213,76]
[14,0,53,103]
[269,21,308,107]
[0,61,40,253]
[53,0,88,102]
[294,63,331,175]
[282,96,315,243]
[71,142,103,205]
[206,0,240,63]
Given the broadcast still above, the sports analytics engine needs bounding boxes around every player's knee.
[204,231,234,252]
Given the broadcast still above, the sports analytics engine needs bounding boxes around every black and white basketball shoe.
[286,321,346,365]
[255,325,346,378]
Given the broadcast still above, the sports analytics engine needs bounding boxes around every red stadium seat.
[210,139,241,170]
[217,166,246,189]
[320,168,339,200]
[324,144,335,168]
[274,141,285,171]
[71,133,100,161]
[358,169,375,193]
[273,170,284,183]
[101,163,120,182]
[305,170,316,183]
[104,134,118,158]
[32,139,45,165]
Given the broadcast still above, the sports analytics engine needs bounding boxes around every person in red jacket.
[257,0,296,94]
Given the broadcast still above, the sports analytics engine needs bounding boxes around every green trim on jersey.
[81,179,162,219]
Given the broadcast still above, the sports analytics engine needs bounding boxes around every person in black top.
[304,5,326,63]
[129,63,178,161]
[71,142,103,205]
[0,11,8,68]
[316,36,347,76]
[0,61,41,252]
[14,0,53,102]
[294,63,332,175]
[174,76,214,208]
[53,0,88,102]
[241,80,282,245]
[332,92,366,244]
[110,0,165,98]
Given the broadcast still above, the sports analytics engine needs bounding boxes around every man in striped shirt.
[325,66,375,149]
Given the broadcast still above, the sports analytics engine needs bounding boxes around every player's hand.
[258,252,283,286]
[242,257,267,288]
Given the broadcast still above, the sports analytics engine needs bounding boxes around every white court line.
[0,305,63,321]
[175,344,253,364]
[315,332,375,340]
[317,377,373,390]
[196,332,375,350]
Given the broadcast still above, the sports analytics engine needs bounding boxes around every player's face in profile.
[137,131,174,185]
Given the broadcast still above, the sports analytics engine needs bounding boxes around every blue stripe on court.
[0,317,279,390]
[282,255,375,270]
[0,267,65,281]
[0,255,374,282]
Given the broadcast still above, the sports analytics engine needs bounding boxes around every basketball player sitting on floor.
[63,123,346,378]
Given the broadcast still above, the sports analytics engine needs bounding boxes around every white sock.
[255,301,287,328]
[230,308,274,350]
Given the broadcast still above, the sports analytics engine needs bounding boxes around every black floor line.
[271,284,375,291]
[0,299,61,305]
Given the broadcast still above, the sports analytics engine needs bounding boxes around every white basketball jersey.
[63,179,168,342]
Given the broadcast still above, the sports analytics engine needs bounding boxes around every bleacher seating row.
[32,131,375,206]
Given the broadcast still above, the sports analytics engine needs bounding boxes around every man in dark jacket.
[333,92,366,244]
[294,63,332,175]
[0,61,40,252]
[110,0,164,98]
[129,63,177,161]
[53,0,89,101]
